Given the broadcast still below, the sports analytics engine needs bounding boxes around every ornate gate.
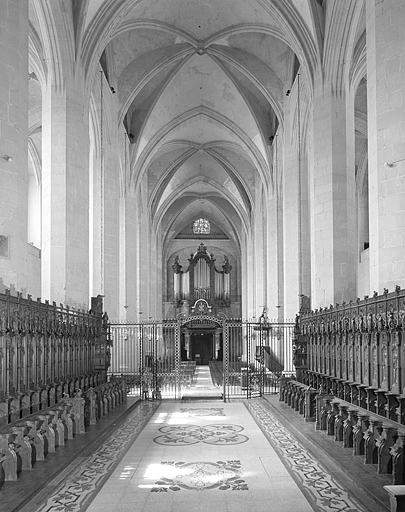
[108,304,294,400]
[108,318,180,399]
[224,317,295,399]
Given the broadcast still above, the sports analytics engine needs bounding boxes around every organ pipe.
[172,244,232,305]
[181,270,190,299]
[224,272,230,300]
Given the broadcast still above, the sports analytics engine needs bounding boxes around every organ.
[172,243,232,308]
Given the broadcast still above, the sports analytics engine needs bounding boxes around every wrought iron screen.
[109,319,180,399]
[109,316,295,400]
[224,319,294,399]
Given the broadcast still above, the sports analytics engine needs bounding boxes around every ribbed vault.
[78,0,312,264]
[25,0,369,316]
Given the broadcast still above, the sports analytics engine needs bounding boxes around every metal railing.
[109,317,295,400]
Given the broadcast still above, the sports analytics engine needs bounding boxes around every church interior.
[1,0,405,511]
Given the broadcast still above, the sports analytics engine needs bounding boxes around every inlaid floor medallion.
[151,460,248,492]
[153,423,249,445]
[179,407,226,416]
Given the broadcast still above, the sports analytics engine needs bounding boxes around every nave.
[8,378,389,512]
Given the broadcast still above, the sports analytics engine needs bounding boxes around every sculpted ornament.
[388,311,397,332]
[372,343,378,384]
[367,313,373,332]
[392,349,399,386]
[374,313,382,331]
[381,345,388,385]
[356,345,360,379]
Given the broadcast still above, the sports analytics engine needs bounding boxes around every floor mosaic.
[179,407,226,416]
[153,424,248,445]
[150,460,248,492]
[84,399,314,512]
[19,397,375,512]
[246,399,368,512]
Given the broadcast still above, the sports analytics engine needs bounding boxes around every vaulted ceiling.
[99,0,306,250]
[28,0,368,253]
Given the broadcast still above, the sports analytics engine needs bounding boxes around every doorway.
[190,332,213,365]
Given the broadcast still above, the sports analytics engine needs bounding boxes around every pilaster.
[41,76,89,308]
[366,0,405,293]
[283,89,300,319]
[310,77,357,307]
[0,1,29,293]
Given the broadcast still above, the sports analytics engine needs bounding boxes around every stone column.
[103,125,120,318]
[366,0,405,293]
[41,76,90,308]
[282,90,300,319]
[135,173,151,317]
[310,77,357,307]
[0,1,29,293]
[242,230,255,319]
[253,193,265,312]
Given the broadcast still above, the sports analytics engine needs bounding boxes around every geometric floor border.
[24,401,160,512]
[246,400,367,512]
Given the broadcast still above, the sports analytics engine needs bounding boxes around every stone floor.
[181,365,223,400]
[2,368,393,512]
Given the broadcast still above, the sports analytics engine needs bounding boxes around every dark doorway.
[191,332,213,365]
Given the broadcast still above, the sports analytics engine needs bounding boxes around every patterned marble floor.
[85,400,314,512]
[18,397,377,512]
